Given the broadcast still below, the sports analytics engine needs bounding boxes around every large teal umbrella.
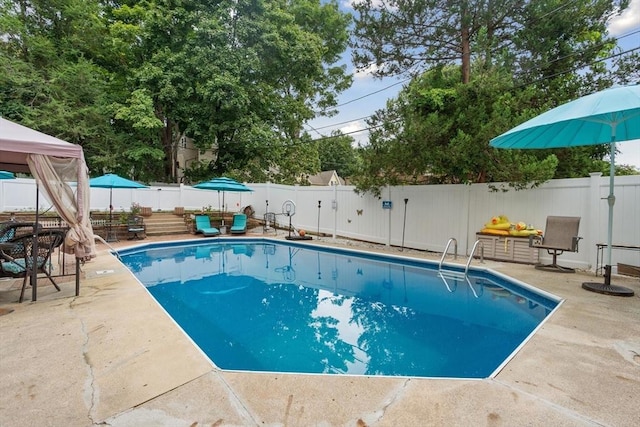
[193,177,253,225]
[89,173,148,241]
[491,85,640,297]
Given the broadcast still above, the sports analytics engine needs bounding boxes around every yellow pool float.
[483,215,511,230]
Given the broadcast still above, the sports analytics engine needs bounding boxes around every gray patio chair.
[529,216,581,273]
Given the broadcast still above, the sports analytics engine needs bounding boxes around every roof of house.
[307,170,344,186]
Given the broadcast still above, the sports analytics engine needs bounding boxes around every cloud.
[340,120,369,146]
[607,0,640,36]
[353,63,381,79]
[343,0,387,9]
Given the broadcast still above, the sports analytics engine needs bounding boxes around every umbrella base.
[582,282,634,297]
[285,235,312,241]
[582,265,634,297]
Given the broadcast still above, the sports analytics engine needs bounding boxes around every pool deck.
[1,231,639,426]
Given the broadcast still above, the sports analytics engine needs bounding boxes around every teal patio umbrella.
[491,85,640,296]
[89,173,148,241]
[193,177,253,225]
[0,171,16,180]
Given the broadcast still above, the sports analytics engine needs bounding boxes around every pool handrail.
[438,238,458,270]
[464,240,484,275]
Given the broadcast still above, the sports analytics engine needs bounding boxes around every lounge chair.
[230,213,247,234]
[529,216,581,273]
[194,214,220,237]
[0,228,66,302]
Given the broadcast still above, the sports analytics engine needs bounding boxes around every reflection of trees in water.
[150,274,358,374]
[349,298,422,376]
[253,282,356,374]
[120,251,151,273]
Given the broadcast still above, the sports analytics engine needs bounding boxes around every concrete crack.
[363,378,412,426]
[75,308,99,426]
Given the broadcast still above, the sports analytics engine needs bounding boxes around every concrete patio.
[0,233,638,426]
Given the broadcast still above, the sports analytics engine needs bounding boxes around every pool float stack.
[480,215,542,237]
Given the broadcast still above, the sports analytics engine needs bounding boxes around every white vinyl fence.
[1,173,639,273]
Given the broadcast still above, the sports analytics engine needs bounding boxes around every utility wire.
[306,30,639,141]
[306,46,639,144]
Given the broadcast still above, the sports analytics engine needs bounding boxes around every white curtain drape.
[27,153,96,259]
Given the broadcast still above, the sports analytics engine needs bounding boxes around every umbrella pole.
[605,141,616,285]
[106,188,117,242]
[582,138,634,297]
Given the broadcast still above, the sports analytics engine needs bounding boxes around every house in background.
[307,170,344,186]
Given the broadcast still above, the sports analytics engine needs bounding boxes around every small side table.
[595,243,640,276]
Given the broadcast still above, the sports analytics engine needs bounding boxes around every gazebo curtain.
[27,154,95,259]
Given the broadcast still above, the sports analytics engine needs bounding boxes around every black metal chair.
[0,221,41,243]
[127,215,145,240]
[0,228,66,302]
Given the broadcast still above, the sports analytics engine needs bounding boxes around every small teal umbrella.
[491,85,640,296]
[89,173,148,241]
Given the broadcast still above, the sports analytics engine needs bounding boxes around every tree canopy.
[0,0,352,183]
[350,0,638,195]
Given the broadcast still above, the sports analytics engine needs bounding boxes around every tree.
[1,0,352,183]
[317,131,359,179]
[105,0,352,183]
[349,0,632,194]
[0,0,118,169]
[351,0,525,83]
[351,66,559,195]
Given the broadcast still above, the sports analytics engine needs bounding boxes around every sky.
[307,0,640,169]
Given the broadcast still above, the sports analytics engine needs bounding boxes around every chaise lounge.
[194,214,220,237]
[230,213,247,235]
[529,216,581,273]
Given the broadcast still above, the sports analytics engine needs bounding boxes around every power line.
[307,46,639,144]
[331,78,410,109]
[306,30,638,141]
[311,115,374,130]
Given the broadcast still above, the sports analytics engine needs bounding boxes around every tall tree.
[0,0,118,166]
[351,0,524,83]
[105,0,352,183]
[1,0,352,183]
[349,0,631,194]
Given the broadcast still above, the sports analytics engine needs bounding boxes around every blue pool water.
[118,239,559,378]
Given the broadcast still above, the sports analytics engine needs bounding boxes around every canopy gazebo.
[0,117,95,301]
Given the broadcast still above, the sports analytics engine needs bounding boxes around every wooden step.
[141,213,191,236]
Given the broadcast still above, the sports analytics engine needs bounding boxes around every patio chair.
[0,228,66,302]
[127,215,145,240]
[194,214,220,237]
[230,213,247,234]
[0,221,41,243]
[263,212,277,234]
[529,216,581,273]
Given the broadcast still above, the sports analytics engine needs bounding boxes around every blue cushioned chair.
[230,214,247,234]
[194,215,220,237]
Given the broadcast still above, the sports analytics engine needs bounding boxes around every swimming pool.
[118,238,561,379]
